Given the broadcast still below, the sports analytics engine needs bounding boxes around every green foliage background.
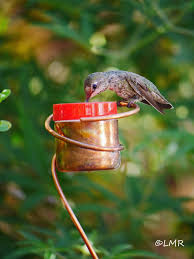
[0,0,194,258]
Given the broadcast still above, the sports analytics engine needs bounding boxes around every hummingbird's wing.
[125,74,172,114]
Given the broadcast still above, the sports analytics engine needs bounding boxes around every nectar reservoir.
[53,102,122,172]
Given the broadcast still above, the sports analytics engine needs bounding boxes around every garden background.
[0,0,194,258]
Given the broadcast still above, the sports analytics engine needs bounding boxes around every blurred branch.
[152,1,194,37]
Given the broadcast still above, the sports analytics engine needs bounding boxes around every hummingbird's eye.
[92,83,97,90]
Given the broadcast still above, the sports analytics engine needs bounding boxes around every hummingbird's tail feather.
[156,102,173,109]
[140,98,165,114]
[141,99,173,114]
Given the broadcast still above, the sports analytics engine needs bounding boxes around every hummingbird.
[84,70,173,114]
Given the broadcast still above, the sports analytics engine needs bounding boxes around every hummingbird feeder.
[45,101,140,259]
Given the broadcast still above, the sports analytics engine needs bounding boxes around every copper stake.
[51,154,99,259]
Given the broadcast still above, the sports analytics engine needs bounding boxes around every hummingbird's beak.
[85,92,91,102]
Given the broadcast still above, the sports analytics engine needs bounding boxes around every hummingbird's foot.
[117,101,122,107]
[117,100,128,107]
[127,101,136,108]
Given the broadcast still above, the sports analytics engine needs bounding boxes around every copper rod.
[51,154,99,259]
[45,114,124,152]
[80,103,140,122]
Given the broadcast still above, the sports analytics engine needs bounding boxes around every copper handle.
[45,114,124,152]
[80,103,140,122]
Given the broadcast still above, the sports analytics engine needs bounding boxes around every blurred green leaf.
[0,120,11,132]
[0,15,9,35]
[44,251,56,259]
[116,249,165,258]
[0,89,11,103]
